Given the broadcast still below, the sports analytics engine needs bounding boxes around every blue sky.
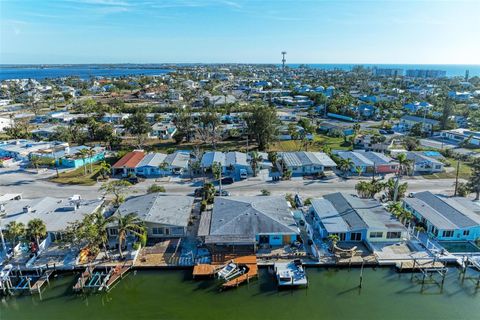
[1,0,479,64]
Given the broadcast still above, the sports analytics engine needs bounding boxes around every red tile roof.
[112,151,145,168]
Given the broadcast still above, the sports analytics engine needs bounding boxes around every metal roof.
[406,191,480,229]
[201,151,225,167]
[355,151,395,166]
[280,152,336,167]
[337,151,374,167]
[136,153,168,168]
[164,151,190,169]
[225,152,249,167]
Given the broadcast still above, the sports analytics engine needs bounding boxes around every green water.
[2,268,480,320]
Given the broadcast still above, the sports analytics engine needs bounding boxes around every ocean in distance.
[0,64,479,80]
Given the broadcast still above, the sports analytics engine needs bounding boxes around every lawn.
[50,158,116,186]
[422,158,472,180]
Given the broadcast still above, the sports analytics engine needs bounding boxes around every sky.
[1,0,480,64]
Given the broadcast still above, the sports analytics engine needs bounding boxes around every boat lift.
[460,256,480,290]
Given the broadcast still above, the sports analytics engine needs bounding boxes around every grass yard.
[50,158,116,186]
[422,158,472,180]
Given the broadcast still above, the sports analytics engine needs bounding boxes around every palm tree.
[338,158,353,177]
[27,219,47,250]
[92,211,114,258]
[87,147,96,174]
[328,234,340,251]
[355,181,371,198]
[76,148,90,176]
[249,151,263,177]
[355,166,363,177]
[212,161,222,194]
[30,155,40,173]
[393,154,412,202]
[158,161,169,177]
[98,160,111,180]
[114,213,145,258]
[5,221,26,246]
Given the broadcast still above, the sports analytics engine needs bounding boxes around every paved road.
[0,168,462,200]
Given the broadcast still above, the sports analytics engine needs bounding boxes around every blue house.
[404,191,480,241]
[200,196,299,249]
[32,145,105,169]
[403,101,432,113]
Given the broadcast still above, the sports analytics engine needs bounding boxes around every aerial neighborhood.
[1,63,480,295]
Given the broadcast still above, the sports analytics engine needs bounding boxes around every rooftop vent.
[23,205,32,213]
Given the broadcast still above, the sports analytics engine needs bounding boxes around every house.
[310,193,407,242]
[101,113,130,124]
[448,91,472,102]
[199,196,299,250]
[335,151,398,174]
[354,134,392,152]
[399,115,439,134]
[31,145,105,169]
[318,121,355,136]
[200,151,226,173]
[0,196,104,242]
[225,151,252,178]
[278,152,336,176]
[406,152,444,174]
[352,104,377,118]
[109,193,193,240]
[404,191,480,241]
[0,116,14,132]
[111,150,145,176]
[277,125,313,141]
[150,122,177,139]
[135,151,190,177]
[403,101,432,113]
[0,139,69,161]
[440,129,480,146]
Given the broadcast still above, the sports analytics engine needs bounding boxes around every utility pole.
[454,159,460,196]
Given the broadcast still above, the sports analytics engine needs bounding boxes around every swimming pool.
[439,241,480,253]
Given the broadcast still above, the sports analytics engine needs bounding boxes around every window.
[463,230,470,236]
[370,232,383,239]
[109,228,118,236]
[387,232,402,239]
[442,230,454,238]
[330,233,346,241]
[350,232,362,241]
[152,227,164,235]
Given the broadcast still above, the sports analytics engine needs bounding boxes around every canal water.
[2,268,479,320]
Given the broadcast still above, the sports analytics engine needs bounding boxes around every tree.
[173,108,194,143]
[5,221,25,246]
[114,212,145,258]
[387,202,412,224]
[287,122,299,140]
[249,151,263,177]
[123,111,152,147]
[467,158,480,200]
[244,104,279,150]
[30,155,41,173]
[76,148,90,176]
[98,161,111,179]
[393,153,412,202]
[355,179,385,198]
[404,136,419,151]
[337,158,353,177]
[87,147,96,174]
[99,180,132,207]
[4,118,31,139]
[455,182,471,197]
[212,161,223,194]
[386,177,408,201]
[27,219,47,249]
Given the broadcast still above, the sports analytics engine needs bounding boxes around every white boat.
[217,263,238,280]
[0,264,13,281]
[275,260,308,287]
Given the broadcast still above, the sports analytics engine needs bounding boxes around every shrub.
[147,184,166,193]
[261,189,271,196]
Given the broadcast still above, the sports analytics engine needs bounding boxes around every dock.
[221,256,258,289]
[73,267,93,292]
[30,270,54,294]
[396,259,446,272]
[192,264,219,278]
[101,263,132,291]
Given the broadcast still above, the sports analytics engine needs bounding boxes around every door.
[282,234,291,244]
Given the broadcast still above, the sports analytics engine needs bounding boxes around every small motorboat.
[217,263,238,280]
[275,260,308,288]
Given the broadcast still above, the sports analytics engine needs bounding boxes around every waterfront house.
[199,196,299,250]
[111,150,145,177]
[406,151,444,174]
[277,152,336,176]
[310,193,407,242]
[31,145,105,169]
[403,191,480,241]
[0,139,69,162]
[109,193,194,240]
[0,196,104,243]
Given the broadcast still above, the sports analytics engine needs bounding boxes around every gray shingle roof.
[208,196,298,241]
[201,151,225,167]
[117,193,193,227]
[401,115,439,125]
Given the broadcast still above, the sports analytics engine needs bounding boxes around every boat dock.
[221,256,258,289]
[192,264,220,278]
[101,263,132,292]
[396,259,446,272]
[73,264,132,292]
[29,270,54,295]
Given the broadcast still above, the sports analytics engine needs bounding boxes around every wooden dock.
[192,264,218,278]
[396,260,445,272]
[222,256,258,289]
[73,267,92,292]
[101,263,131,291]
[30,270,54,294]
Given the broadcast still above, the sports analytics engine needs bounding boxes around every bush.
[304,197,312,206]
[261,189,271,196]
[200,200,208,212]
[133,242,141,250]
[147,184,166,193]
[139,232,147,247]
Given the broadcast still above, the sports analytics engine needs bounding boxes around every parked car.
[215,190,231,196]
[221,177,234,184]
[239,169,248,179]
